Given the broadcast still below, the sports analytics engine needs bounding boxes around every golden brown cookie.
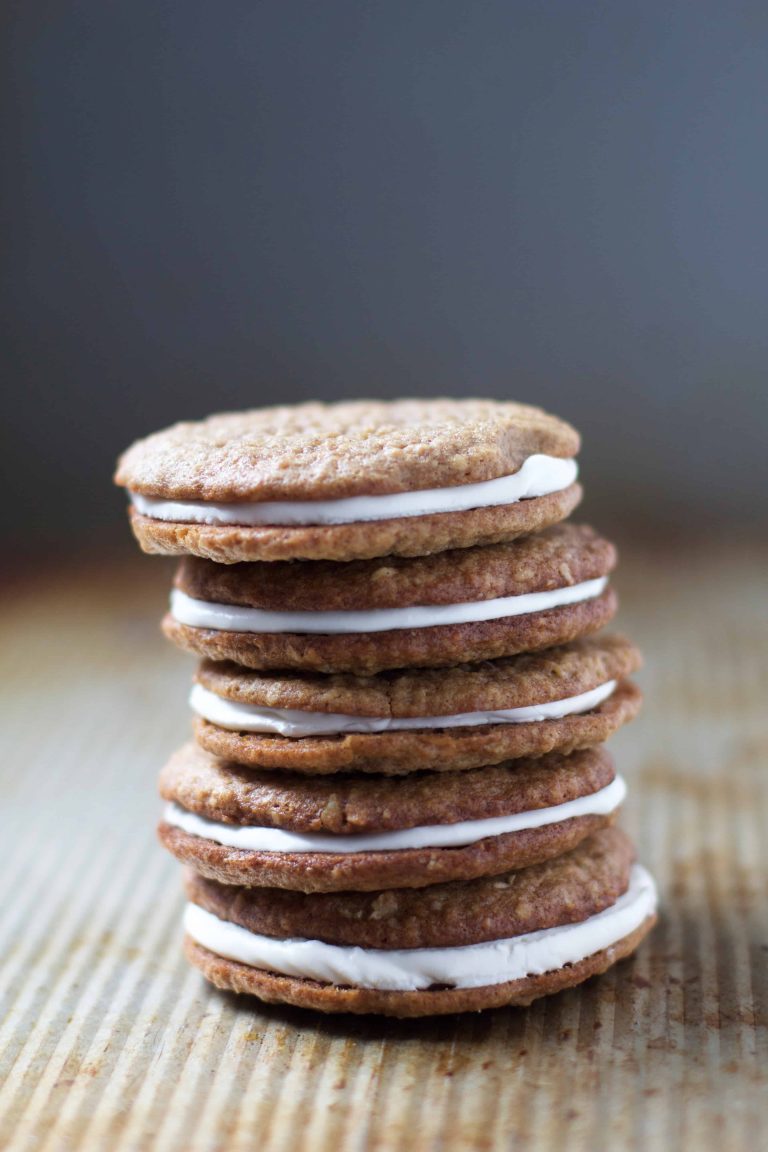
[181,829,657,1016]
[184,917,655,1016]
[115,400,581,561]
[158,743,623,891]
[117,400,580,501]
[193,683,641,775]
[194,634,639,717]
[129,485,582,563]
[164,523,617,673]
[189,635,642,775]
[185,827,634,947]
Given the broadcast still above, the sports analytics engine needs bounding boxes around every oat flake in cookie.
[158,743,626,891]
[115,399,582,562]
[164,523,617,674]
[181,828,658,1017]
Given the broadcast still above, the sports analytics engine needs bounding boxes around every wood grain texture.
[0,541,766,1151]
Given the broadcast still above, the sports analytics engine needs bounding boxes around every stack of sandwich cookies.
[115,398,657,1017]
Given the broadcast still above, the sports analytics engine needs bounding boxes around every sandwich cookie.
[182,828,657,1016]
[159,743,625,891]
[115,399,582,562]
[164,523,617,674]
[190,635,642,776]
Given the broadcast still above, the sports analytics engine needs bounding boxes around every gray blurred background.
[2,1,767,557]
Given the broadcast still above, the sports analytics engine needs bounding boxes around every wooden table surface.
[1,539,766,1151]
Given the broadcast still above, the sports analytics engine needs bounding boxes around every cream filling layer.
[170,576,607,635]
[163,775,625,854]
[184,864,656,991]
[131,454,577,526]
[189,679,617,738]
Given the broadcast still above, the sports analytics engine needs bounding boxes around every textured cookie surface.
[194,680,642,775]
[160,743,615,832]
[185,826,634,949]
[195,634,640,716]
[116,399,579,501]
[158,744,619,890]
[174,524,613,611]
[185,915,655,1017]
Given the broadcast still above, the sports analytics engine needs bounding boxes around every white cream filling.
[189,679,617,738]
[131,454,577,526]
[170,576,607,636]
[184,864,656,991]
[163,775,625,854]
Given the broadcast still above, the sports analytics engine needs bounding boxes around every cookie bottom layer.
[129,484,582,563]
[184,915,656,1017]
[158,810,617,892]
[162,587,617,674]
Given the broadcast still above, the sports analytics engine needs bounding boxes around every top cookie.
[116,400,579,501]
[115,400,582,562]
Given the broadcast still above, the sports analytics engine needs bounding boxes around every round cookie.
[115,400,582,562]
[194,685,640,776]
[181,828,657,1016]
[128,488,582,564]
[185,826,634,948]
[185,918,655,1017]
[190,635,642,775]
[164,523,617,673]
[158,743,623,891]
[117,400,580,501]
